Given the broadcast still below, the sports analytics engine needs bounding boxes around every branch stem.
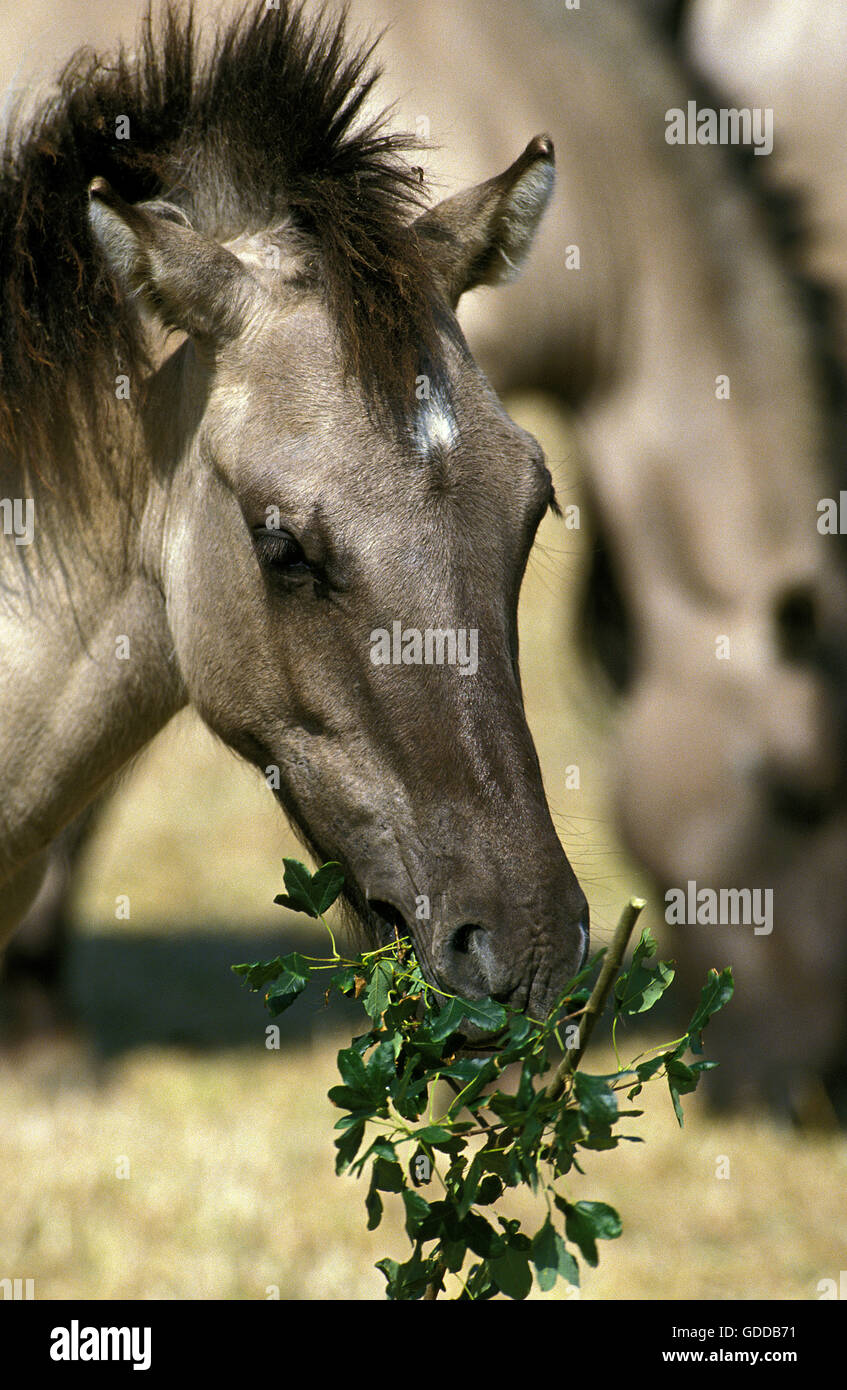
[545,898,646,1102]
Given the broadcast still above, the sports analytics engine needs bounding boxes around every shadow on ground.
[0,926,364,1057]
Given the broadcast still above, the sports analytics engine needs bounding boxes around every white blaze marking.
[414,397,458,456]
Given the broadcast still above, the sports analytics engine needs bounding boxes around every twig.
[423,1258,447,1300]
[544,898,646,1102]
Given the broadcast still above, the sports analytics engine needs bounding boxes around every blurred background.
[1,0,846,1299]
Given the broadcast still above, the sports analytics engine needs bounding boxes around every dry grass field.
[2,1032,846,1301]
[2,397,845,1300]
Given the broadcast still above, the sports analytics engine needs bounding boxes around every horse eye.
[254,527,311,575]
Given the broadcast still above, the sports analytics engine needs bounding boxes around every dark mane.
[0,0,449,485]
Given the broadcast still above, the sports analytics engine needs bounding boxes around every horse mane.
[0,0,449,490]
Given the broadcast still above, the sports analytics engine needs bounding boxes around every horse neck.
[0,381,185,886]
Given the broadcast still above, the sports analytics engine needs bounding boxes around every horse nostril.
[450,923,484,956]
[446,925,516,1004]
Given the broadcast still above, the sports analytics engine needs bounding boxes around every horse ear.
[87,177,257,341]
[414,135,555,306]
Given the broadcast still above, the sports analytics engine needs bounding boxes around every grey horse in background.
[634,0,847,1112]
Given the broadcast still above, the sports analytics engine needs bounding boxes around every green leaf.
[376,1251,438,1301]
[441,1238,467,1273]
[262,952,311,1015]
[457,996,508,1033]
[273,857,343,918]
[635,1054,667,1082]
[493,1014,536,1060]
[372,1157,405,1193]
[428,997,471,1044]
[562,1211,601,1267]
[308,861,345,914]
[329,965,361,997]
[358,1138,398,1169]
[441,1056,499,1112]
[273,858,320,917]
[686,967,734,1045]
[550,950,606,1010]
[364,959,396,1023]
[574,1073,619,1129]
[462,1210,501,1259]
[231,956,289,990]
[614,929,675,1015]
[554,1105,584,1153]
[429,994,507,1044]
[515,1056,538,1109]
[401,1188,432,1240]
[489,1247,532,1300]
[334,1120,365,1174]
[414,1198,458,1245]
[336,1045,370,1094]
[330,1041,393,1117]
[463,1260,498,1301]
[577,1200,621,1240]
[365,1039,397,1092]
[476,1175,503,1205]
[365,1183,383,1231]
[531,1217,579,1292]
[456,1152,483,1220]
[332,1106,372,1128]
[414,1125,455,1146]
[667,1057,700,1126]
[559,1199,621,1267]
[245,882,715,1301]
[376,1256,400,1295]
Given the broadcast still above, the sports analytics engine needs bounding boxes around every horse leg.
[0,854,51,946]
[1,806,98,1039]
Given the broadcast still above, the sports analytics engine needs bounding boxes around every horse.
[6,0,847,1112]
[624,0,847,1111]
[0,0,591,1020]
[650,0,847,1112]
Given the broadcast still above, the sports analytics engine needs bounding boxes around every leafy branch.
[234,860,733,1300]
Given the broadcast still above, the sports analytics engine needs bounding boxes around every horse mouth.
[365,897,408,943]
[451,1026,511,1054]
[325,875,576,1042]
